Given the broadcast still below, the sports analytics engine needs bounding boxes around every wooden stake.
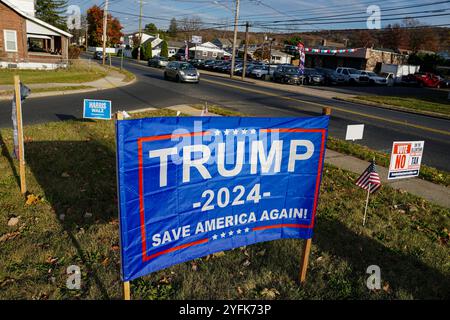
[115,111,129,300]
[299,106,331,284]
[14,75,26,194]
[123,281,131,300]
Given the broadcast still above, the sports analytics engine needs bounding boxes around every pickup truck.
[336,67,369,85]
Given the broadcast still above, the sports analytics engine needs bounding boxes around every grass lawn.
[0,60,107,85]
[0,85,94,96]
[0,110,448,300]
[349,95,450,117]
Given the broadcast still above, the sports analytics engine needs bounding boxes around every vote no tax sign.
[116,116,329,281]
[388,141,424,180]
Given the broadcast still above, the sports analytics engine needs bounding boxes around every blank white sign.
[345,124,365,140]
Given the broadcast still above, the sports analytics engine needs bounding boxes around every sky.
[70,0,450,34]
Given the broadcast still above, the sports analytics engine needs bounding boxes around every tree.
[348,30,377,48]
[35,0,68,31]
[168,18,178,37]
[86,5,123,47]
[144,23,158,34]
[379,24,408,50]
[160,40,169,58]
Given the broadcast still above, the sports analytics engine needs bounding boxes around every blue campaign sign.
[116,116,329,281]
[83,99,112,120]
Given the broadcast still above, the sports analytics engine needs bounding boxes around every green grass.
[0,110,448,300]
[0,85,94,96]
[347,95,450,117]
[0,60,107,85]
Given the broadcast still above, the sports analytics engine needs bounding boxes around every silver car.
[164,61,200,83]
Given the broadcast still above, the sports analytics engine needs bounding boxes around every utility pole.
[230,0,240,78]
[137,0,143,62]
[242,21,249,80]
[102,0,109,65]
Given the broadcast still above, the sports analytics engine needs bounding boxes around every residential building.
[0,0,72,69]
[189,41,231,60]
[270,49,293,64]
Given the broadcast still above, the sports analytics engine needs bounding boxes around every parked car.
[360,71,388,85]
[439,76,450,88]
[164,61,200,83]
[415,72,442,88]
[303,68,325,85]
[93,51,108,61]
[315,67,346,85]
[251,65,277,79]
[202,60,217,70]
[399,74,419,86]
[148,56,168,68]
[273,66,302,85]
[336,67,369,85]
[189,59,206,68]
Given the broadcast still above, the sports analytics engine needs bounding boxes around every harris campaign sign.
[116,116,329,281]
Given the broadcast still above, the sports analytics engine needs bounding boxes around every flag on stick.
[356,160,381,226]
[356,161,381,193]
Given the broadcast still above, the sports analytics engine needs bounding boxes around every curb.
[333,96,450,121]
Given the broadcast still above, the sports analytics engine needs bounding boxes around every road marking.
[201,78,450,136]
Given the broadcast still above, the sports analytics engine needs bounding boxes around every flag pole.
[363,183,371,226]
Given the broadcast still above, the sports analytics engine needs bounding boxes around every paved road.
[0,56,449,171]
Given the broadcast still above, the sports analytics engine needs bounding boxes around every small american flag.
[355,161,381,193]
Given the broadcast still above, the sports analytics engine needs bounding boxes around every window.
[202,51,207,57]
[212,52,217,57]
[4,30,18,52]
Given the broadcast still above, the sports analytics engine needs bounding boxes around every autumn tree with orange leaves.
[86,5,123,47]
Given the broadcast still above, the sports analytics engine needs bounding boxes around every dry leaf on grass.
[260,288,280,299]
[25,194,40,206]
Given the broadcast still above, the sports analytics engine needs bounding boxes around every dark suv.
[273,66,302,85]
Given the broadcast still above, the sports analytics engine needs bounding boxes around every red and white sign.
[388,141,424,180]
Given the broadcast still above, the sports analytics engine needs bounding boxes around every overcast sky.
[70,0,450,33]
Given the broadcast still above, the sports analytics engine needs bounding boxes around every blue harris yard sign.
[116,116,329,281]
[83,99,112,120]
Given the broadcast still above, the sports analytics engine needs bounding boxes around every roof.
[1,0,72,37]
[271,49,293,57]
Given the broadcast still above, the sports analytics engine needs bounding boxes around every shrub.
[68,45,81,59]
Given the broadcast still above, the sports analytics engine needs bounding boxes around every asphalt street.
[0,56,449,171]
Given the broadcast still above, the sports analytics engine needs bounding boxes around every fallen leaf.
[213,251,225,258]
[61,172,70,178]
[236,286,244,295]
[256,249,266,256]
[25,194,39,206]
[111,245,119,251]
[242,259,251,267]
[260,288,279,299]
[191,262,198,271]
[7,217,19,227]
[101,258,109,266]
[383,282,390,293]
[0,231,20,242]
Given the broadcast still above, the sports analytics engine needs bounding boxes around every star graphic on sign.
[212,234,218,240]
[241,129,247,134]
[233,129,239,135]
[250,129,257,134]
[228,230,234,236]
[214,130,221,136]
[221,232,226,238]
[244,227,250,233]
[224,129,230,135]
[236,229,242,234]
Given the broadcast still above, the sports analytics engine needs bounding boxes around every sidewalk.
[164,104,450,208]
[0,68,134,100]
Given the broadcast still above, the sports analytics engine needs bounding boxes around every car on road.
[93,51,108,61]
[164,61,200,83]
[272,66,302,85]
[360,71,388,85]
[336,67,369,85]
[148,56,168,68]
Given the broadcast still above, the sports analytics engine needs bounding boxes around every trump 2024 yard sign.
[116,116,329,281]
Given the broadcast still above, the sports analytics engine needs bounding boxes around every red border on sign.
[137,128,326,262]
